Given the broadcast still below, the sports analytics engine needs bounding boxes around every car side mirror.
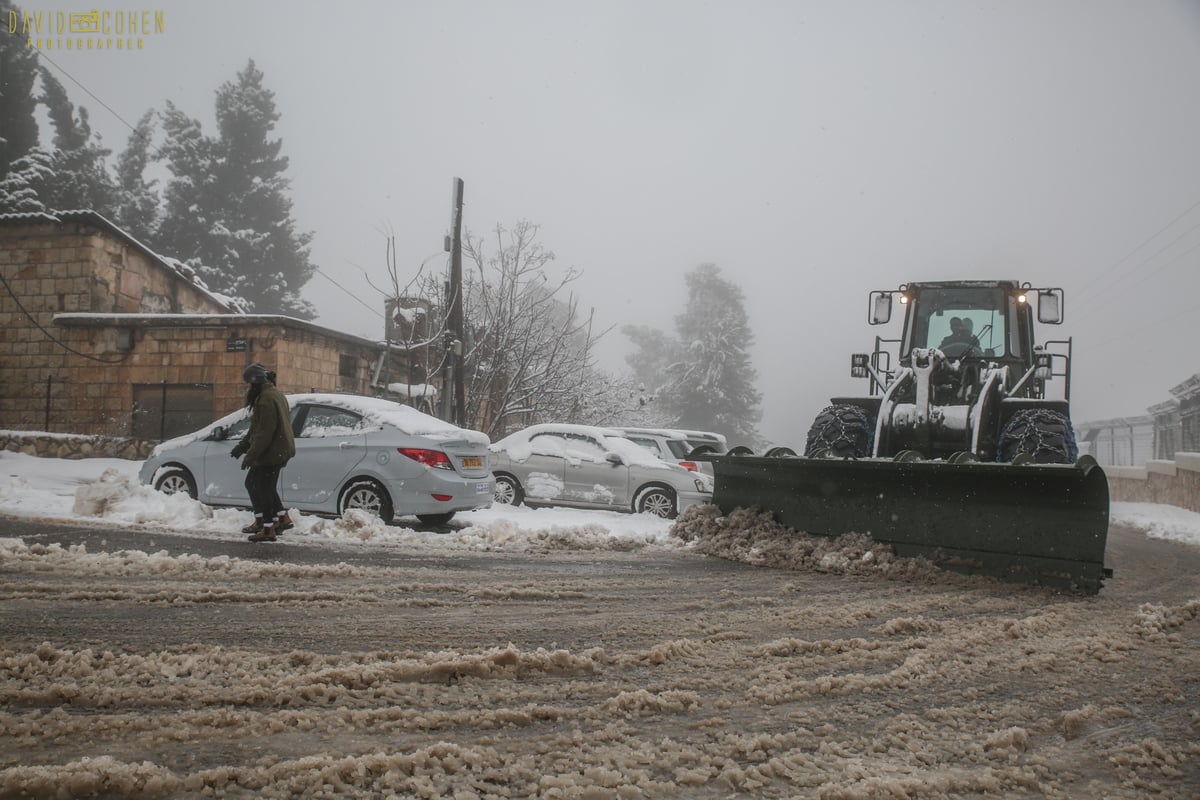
[209,426,228,442]
[606,452,624,465]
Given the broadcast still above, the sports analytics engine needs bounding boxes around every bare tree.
[460,220,609,437]
[381,220,622,436]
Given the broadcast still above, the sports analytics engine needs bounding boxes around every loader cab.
[899,284,1033,368]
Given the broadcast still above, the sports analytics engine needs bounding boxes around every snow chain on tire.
[804,404,874,458]
[996,408,1079,464]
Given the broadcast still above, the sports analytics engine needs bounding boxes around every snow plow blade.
[702,453,1111,593]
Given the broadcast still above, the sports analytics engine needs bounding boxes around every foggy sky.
[25,0,1200,445]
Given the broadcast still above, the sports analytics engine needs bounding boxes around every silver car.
[488,423,713,518]
[139,393,494,524]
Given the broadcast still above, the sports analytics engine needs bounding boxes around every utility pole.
[445,177,466,426]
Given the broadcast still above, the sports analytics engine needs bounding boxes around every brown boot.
[241,517,264,534]
[275,512,294,533]
[247,525,276,543]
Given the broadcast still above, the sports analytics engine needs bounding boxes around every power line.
[1073,195,1200,306]
[1086,300,1197,350]
[0,270,129,363]
[312,267,383,318]
[32,49,144,141]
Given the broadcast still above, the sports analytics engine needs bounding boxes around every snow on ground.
[0,451,678,553]
[1,450,1198,550]
[3,451,1200,797]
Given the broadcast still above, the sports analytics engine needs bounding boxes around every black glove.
[230,450,240,459]
[240,458,250,470]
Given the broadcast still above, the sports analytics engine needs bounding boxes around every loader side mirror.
[851,353,870,378]
[869,291,892,324]
[1037,289,1063,324]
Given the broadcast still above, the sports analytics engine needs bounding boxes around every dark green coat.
[231,385,296,468]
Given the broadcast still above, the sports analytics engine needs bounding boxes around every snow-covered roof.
[0,210,240,313]
[52,312,404,353]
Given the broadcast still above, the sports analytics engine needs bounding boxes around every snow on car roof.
[151,393,488,455]
[491,423,674,469]
[297,394,488,444]
[618,426,726,443]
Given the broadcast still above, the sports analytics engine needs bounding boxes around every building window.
[132,383,214,440]
[339,354,358,380]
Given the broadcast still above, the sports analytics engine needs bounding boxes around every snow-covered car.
[139,393,494,524]
[488,423,714,518]
[614,427,729,476]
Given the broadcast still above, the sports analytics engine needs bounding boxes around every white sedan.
[488,423,714,518]
[139,394,494,524]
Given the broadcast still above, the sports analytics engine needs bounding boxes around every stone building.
[0,211,430,446]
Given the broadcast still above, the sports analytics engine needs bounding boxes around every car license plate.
[462,456,482,468]
[476,482,491,494]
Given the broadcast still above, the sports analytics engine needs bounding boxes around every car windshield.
[665,440,691,459]
[603,436,671,468]
[908,287,1014,358]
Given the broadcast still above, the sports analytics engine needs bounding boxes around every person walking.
[230,363,296,542]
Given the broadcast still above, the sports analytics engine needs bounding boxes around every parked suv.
[615,427,728,476]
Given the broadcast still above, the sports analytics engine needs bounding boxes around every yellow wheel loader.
[702,280,1111,592]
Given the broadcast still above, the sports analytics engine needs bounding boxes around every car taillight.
[678,461,698,472]
[431,493,453,502]
[399,448,453,470]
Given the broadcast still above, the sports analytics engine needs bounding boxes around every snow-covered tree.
[0,0,39,182]
[0,149,54,213]
[624,263,762,443]
[157,61,316,317]
[36,69,118,215]
[112,111,160,243]
[157,102,218,264]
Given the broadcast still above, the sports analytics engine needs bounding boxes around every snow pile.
[0,452,678,553]
[670,504,945,582]
[1109,502,1200,546]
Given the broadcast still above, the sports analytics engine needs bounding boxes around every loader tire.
[997,409,1079,464]
[804,404,873,458]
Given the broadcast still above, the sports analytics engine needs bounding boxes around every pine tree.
[0,0,40,182]
[36,69,117,215]
[112,111,160,243]
[157,101,220,266]
[624,264,762,443]
[157,61,316,317]
[0,149,54,213]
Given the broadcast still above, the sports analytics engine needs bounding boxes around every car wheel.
[338,478,395,524]
[492,473,524,506]
[154,466,197,499]
[416,512,455,525]
[634,485,676,519]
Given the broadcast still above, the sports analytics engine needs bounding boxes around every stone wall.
[1105,453,1200,513]
[0,430,153,461]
